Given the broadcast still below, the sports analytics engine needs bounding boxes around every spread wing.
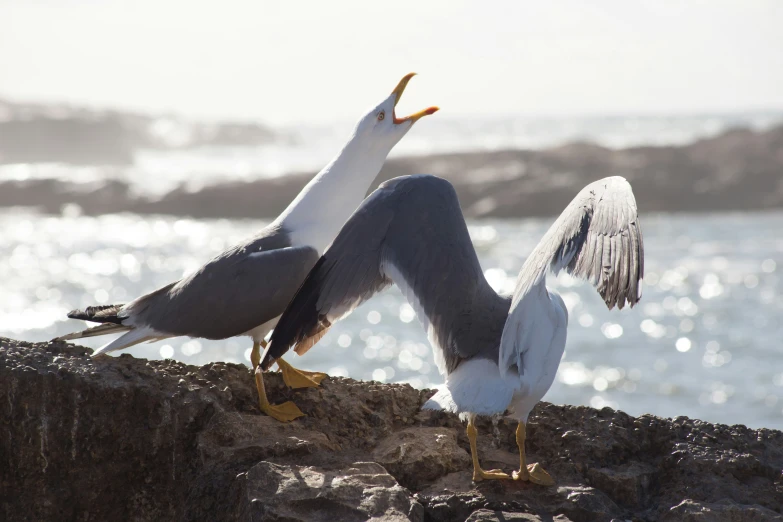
[264,175,508,373]
[499,176,644,375]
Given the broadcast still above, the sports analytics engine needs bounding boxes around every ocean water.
[1,112,781,196]
[2,209,781,430]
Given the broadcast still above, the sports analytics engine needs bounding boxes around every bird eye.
[377,111,385,121]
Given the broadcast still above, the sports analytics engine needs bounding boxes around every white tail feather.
[93,326,169,356]
[53,323,129,342]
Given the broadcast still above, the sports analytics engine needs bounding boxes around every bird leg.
[512,422,554,486]
[275,357,328,389]
[249,340,324,388]
[250,340,263,370]
[467,418,511,481]
[251,341,304,422]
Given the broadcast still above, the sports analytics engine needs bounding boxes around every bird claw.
[254,365,305,422]
[277,359,328,389]
[513,463,554,486]
[473,468,511,481]
[259,400,305,422]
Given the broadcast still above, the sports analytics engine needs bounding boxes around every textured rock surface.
[661,500,783,522]
[465,509,552,521]
[1,338,782,522]
[235,461,424,522]
[373,427,471,491]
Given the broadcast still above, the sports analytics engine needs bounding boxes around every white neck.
[275,133,392,253]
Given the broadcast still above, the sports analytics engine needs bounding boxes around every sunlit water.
[2,209,782,430]
[1,113,781,196]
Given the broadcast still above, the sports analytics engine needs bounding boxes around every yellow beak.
[390,72,439,124]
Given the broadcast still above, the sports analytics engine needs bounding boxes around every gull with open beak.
[53,73,438,422]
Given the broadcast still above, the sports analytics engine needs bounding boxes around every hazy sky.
[1,0,781,124]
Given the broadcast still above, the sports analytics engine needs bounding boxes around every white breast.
[423,358,520,418]
[507,289,569,423]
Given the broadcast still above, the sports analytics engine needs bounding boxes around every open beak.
[390,72,439,125]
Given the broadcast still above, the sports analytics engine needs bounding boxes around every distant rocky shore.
[0,98,283,165]
[2,122,782,219]
[1,338,781,521]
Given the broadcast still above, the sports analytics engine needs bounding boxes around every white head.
[277,73,437,251]
[349,73,439,153]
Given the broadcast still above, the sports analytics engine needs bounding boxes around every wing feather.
[499,176,644,375]
[264,175,508,373]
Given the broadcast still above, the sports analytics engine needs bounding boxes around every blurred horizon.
[2,1,782,124]
[3,92,782,126]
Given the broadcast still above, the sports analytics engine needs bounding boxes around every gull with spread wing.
[265,174,643,482]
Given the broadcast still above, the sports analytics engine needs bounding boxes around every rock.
[556,486,622,521]
[198,411,341,465]
[586,463,656,507]
[373,427,471,490]
[1,337,783,522]
[661,500,783,521]
[236,461,424,522]
[465,509,547,521]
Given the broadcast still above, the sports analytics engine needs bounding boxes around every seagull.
[53,74,438,422]
[264,174,643,483]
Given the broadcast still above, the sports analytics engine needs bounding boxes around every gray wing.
[499,176,643,374]
[124,227,320,340]
[511,176,644,310]
[264,175,510,373]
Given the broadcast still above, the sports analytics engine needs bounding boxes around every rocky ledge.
[1,338,781,522]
